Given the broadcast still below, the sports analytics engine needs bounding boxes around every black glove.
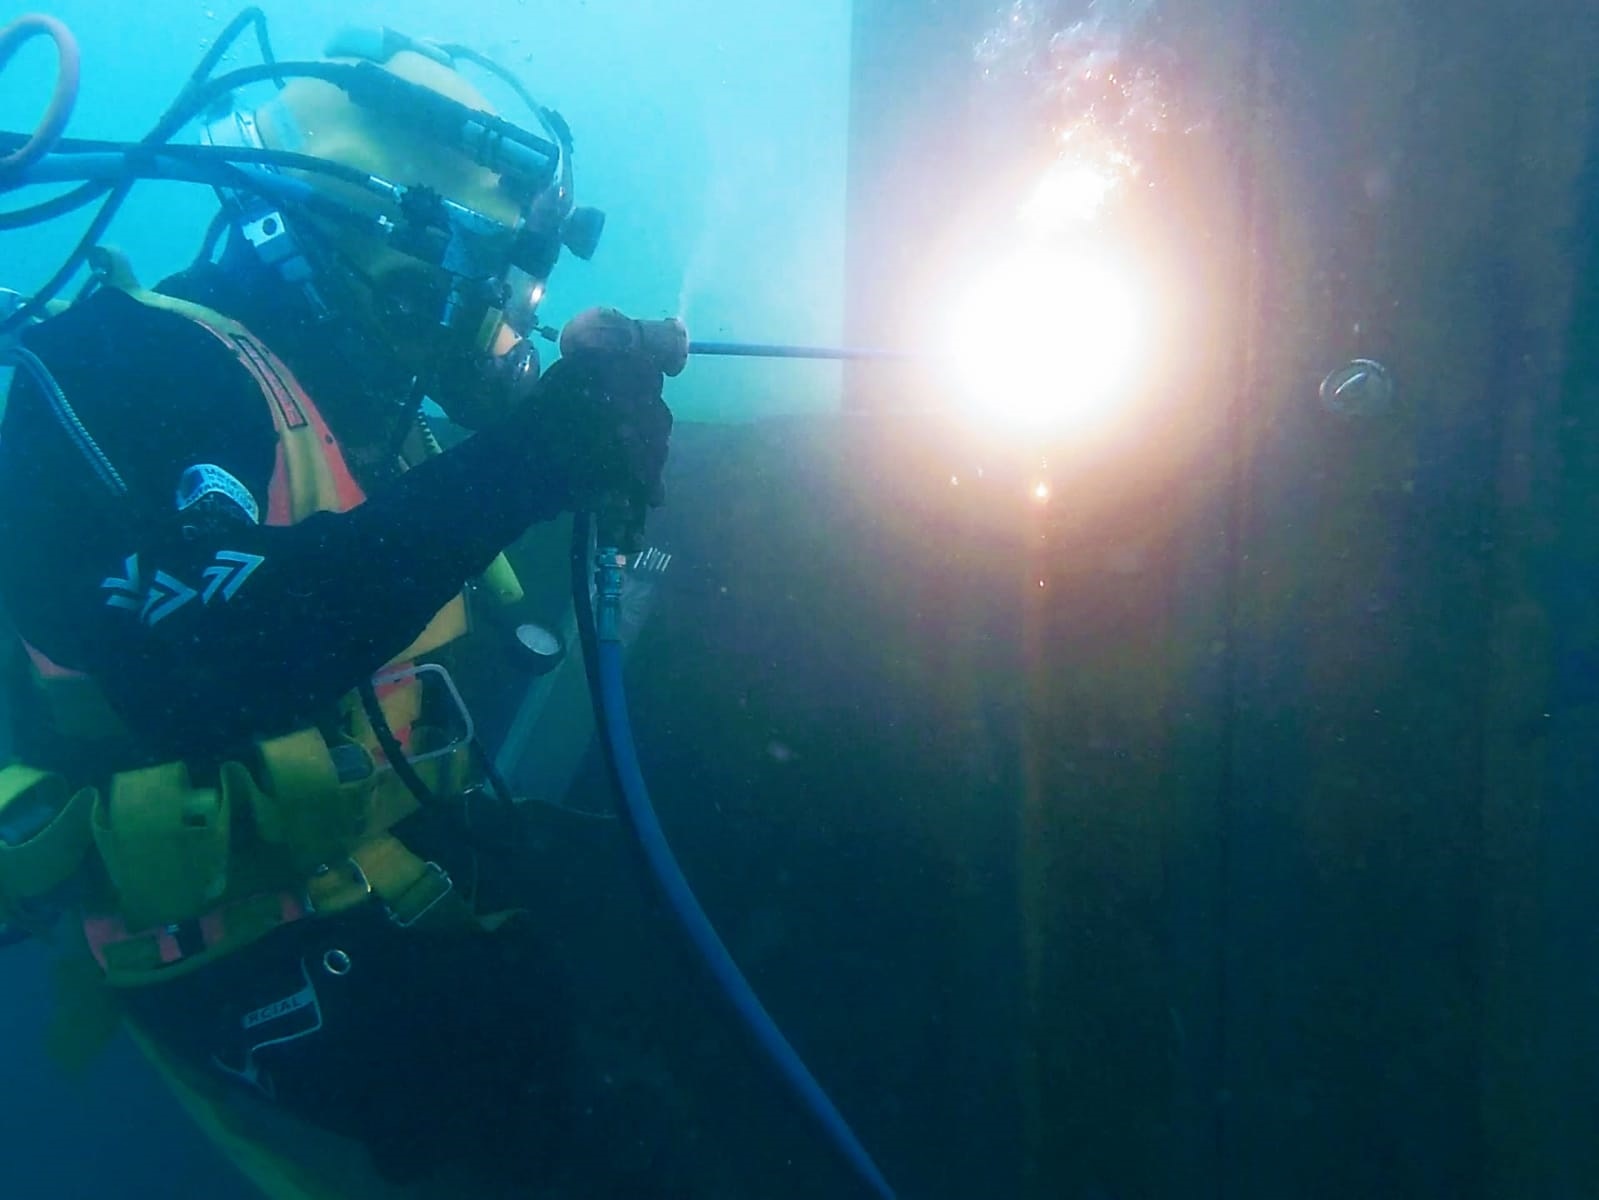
[515,346,674,521]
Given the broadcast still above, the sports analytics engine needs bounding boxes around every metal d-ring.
[322,948,353,977]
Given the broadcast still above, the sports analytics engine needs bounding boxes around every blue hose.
[572,515,896,1199]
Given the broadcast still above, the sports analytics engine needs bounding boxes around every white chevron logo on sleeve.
[101,554,143,611]
[102,550,265,625]
[141,570,199,627]
[201,550,266,604]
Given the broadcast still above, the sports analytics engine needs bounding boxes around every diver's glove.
[514,333,675,525]
[560,306,688,377]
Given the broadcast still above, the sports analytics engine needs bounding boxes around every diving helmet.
[203,26,605,428]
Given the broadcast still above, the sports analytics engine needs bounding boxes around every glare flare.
[947,242,1147,435]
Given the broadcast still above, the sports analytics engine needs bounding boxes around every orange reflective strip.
[85,890,310,976]
[230,331,307,430]
[196,891,307,945]
[196,908,227,945]
[267,441,294,527]
[185,316,365,525]
[264,355,365,519]
[23,640,86,681]
[82,914,182,970]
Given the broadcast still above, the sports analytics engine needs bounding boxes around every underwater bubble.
[975,0,1184,225]
[975,0,1045,74]
[1318,359,1395,417]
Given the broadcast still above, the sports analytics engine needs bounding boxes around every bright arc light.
[947,242,1147,436]
[1019,161,1117,233]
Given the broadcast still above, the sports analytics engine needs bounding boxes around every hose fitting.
[593,545,627,643]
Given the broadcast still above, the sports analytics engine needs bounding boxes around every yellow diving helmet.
[203,26,606,426]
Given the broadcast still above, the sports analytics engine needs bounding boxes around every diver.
[0,20,689,1197]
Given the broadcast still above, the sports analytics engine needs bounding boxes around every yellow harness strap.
[91,762,231,932]
[314,834,472,929]
[86,718,480,987]
[92,890,310,985]
[0,765,96,921]
[237,732,376,872]
[89,837,470,989]
[399,594,470,661]
[20,642,133,745]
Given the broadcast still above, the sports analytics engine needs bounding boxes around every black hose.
[468,738,518,806]
[4,345,127,495]
[0,9,285,319]
[358,680,437,809]
[0,124,385,338]
[0,133,383,189]
[145,63,351,153]
[569,514,608,752]
[0,179,131,335]
[0,179,105,231]
[0,37,539,330]
[178,6,281,104]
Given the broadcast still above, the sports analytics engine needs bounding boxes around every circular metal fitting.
[322,948,353,977]
[1319,358,1395,417]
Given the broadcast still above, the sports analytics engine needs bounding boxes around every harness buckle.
[388,860,453,928]
[303,856,372,917]
[369,663,476,770]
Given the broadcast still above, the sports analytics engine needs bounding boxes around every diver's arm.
[0,346,666,759]
[0,444,547,759]
[84,451,554,757]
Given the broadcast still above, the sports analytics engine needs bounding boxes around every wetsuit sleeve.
[83,438,557,758]
[0,291,563,759]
